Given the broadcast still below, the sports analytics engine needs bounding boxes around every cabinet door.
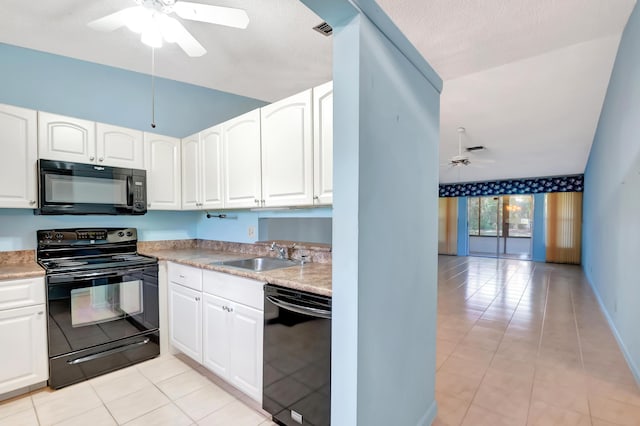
[96,123,144,169]
[313,82,333,205]
[223,109,262,209]
[261,89,313,207]
[168,283,202,363]
[0,304,48,395]
[202,293,230,378]
[229,303,263,402]
[201,125,224,210]
[144,133,181,210]
[38,112,95,163]
[181,133,200,210]
[0,104,38,208]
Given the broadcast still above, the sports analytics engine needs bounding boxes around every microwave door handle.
[127,176,134,206]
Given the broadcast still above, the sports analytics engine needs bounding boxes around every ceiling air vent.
[313,21,333,36]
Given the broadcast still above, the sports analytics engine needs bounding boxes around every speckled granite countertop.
[0,250,45,281]
[140,247,332,297]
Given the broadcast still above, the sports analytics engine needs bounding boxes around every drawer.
[203,270,263,310]
[168,262,202,291]
[0,277,46,310]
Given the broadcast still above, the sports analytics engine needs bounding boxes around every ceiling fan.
[88,0,249,57]
[443,127,492,168]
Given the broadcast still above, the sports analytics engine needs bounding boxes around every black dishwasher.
[263,284,331,426]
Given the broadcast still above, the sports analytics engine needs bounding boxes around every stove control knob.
[126,231,133,237]
[118,231,125,237]
[55,233,64,240]
[44,233,52,240]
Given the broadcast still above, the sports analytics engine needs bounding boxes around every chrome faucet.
[270,242,295,260]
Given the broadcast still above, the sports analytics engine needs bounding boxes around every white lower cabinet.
[166,263,264,403]
[203,293,263,402]
[0,278,48,395]
[168,282,202,363]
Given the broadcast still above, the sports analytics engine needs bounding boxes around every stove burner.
[55,261,88,267]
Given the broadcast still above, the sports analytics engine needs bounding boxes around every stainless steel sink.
[215,257,298,272]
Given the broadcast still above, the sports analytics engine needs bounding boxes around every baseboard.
[417,399,438,426]
[585,273,640,386]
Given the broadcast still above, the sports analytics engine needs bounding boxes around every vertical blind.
[438,197,458,255]
[545,192,582,264]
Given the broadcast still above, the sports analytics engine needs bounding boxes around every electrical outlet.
[247,226,255,239]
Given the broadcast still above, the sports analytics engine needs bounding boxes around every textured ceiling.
[0,0,333,102]
[0,0,637,182]
[376,0,636,183]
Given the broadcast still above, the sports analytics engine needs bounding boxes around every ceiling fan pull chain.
[151,47,157,129]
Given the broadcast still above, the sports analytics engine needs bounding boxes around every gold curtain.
[545,192,582,264]
[438,197,458,255]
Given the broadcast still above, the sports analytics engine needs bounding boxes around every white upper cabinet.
[39,112,144,169]
[182,126,224,210]
[0,104,38,208]
[38,112,95,164]
[260,89,313,207]
[181,133,200,210]
[313,81,333,205]
[96,123,144,169]
[223,109,262,209]
[200,125,224,209]
[144,132,181,210]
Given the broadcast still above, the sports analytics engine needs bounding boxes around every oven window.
[70,280,143,327]
[45,174,127,205]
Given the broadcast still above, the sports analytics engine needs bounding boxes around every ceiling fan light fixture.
[157,14,181,43]
[141,19,163,48]
[125,7,152,33]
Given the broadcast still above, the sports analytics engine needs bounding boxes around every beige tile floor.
[435,255,640,426]
[3,255,640,425]
[0,355,277,426]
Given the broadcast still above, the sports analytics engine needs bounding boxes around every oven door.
[46,265,159,388]
[37,159,145,215]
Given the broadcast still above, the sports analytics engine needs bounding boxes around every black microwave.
[35,159,147,215]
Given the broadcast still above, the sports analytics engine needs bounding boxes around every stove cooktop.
[36,227,157,274]
[39,253,157,274]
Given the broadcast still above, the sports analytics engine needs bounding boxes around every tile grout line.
[568,276,595,425]
[524,264,550,424]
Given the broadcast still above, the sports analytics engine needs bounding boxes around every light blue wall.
[582,2,640,382]
[195,207,332,243]
[0,42,270,251]
[457,197,469,256]
[532,193,546,262]
[302,0,442,424]
[0,209,200,251]
[0,43,266,138]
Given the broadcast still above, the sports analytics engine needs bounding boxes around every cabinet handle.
[314,196,319,200]
[89,156,95,161]
[29,200,36,205]
[37,311,44,315]
[228,307,233,312]
[98,157,104,162]
[195,297,200,301]
[148,203,151,207]
[254,199,259,204]
[261,200,265,206]
[179,275,185,278]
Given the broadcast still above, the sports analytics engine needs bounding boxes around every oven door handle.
[266,295,332,319]
[47,266,152,284]
[66,338,150,365]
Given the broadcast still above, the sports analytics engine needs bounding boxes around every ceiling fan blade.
[172,1,249,28]
[163,17,206,57]
[88,7,138,32]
